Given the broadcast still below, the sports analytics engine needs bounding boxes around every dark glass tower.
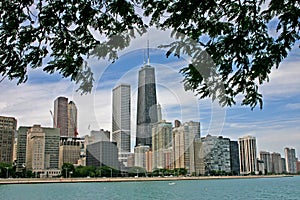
[136,65,158,148]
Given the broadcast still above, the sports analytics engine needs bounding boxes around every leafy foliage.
[142,0,299,109]
[1,0,299,108]
[0,162,16,178]
[0,0,145,93]
[61,162,75,177]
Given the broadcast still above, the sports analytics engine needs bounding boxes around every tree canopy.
[0,0,299,109]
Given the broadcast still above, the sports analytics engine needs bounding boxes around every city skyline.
[0,29,299,157]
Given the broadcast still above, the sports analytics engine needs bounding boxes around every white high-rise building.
[112,84,131,166]
[238,135,258,175]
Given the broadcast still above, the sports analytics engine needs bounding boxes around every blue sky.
[0,28,299,157]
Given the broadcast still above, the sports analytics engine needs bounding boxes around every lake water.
[1,176,299,200]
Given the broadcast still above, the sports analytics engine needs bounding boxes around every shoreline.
[0,175,293,185]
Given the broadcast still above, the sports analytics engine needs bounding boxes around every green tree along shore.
[1,0,299,109]
[1,162,300,178]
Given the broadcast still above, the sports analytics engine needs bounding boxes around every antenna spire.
[147,39,150,65]
[143,49,146,64]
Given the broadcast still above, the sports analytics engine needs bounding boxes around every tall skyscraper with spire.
[136,49,158,148]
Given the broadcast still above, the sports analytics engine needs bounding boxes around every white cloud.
[260,57,300,98]
[286,103,300,110]
[0,78,74,127]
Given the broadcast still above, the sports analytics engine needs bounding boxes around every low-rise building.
[86,141,119,170]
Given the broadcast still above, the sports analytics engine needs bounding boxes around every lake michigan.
[1,176,299,200]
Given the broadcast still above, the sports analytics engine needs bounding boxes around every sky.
[0,28,299,158]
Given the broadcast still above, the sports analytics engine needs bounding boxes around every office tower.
[238,135,258,175]
[54,97,68,136]
[59,138,81,168]
[172,121,200,174]
[260,151,272,174]
[54,97,78,137]
[112,84,131,166]
[16,126,30,172]
[271,152,283,174]
[285,147,297,174]
[134,145,150,168]
[0,116,17,164]
[152,120,172,170]
[86,141,119,170]
[194,138,205,175]
[68,101,78,137]
[25,125,60,176]
[136,64,158,147]
[198,135,231,175]
[230,141,240,175]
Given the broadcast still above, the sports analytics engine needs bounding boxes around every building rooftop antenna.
[143,48,146,64]
[147,39,150,65]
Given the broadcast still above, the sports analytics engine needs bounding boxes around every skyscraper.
[68,101,78,137]
[112,84,131,166]
[112,84,131,151]
[0,116,17,164]
[271,152,283,174]
[260,151,272,174]
[54,97,68,136]
[152,120,172,170]
[136,65,158,147]
[172,121,200,174]
[230,141,240,175]
[285,147,297,174]
[16,126,30,172]
[54,97,78,137]
[238,135,258,175]
[198,135,231,175]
